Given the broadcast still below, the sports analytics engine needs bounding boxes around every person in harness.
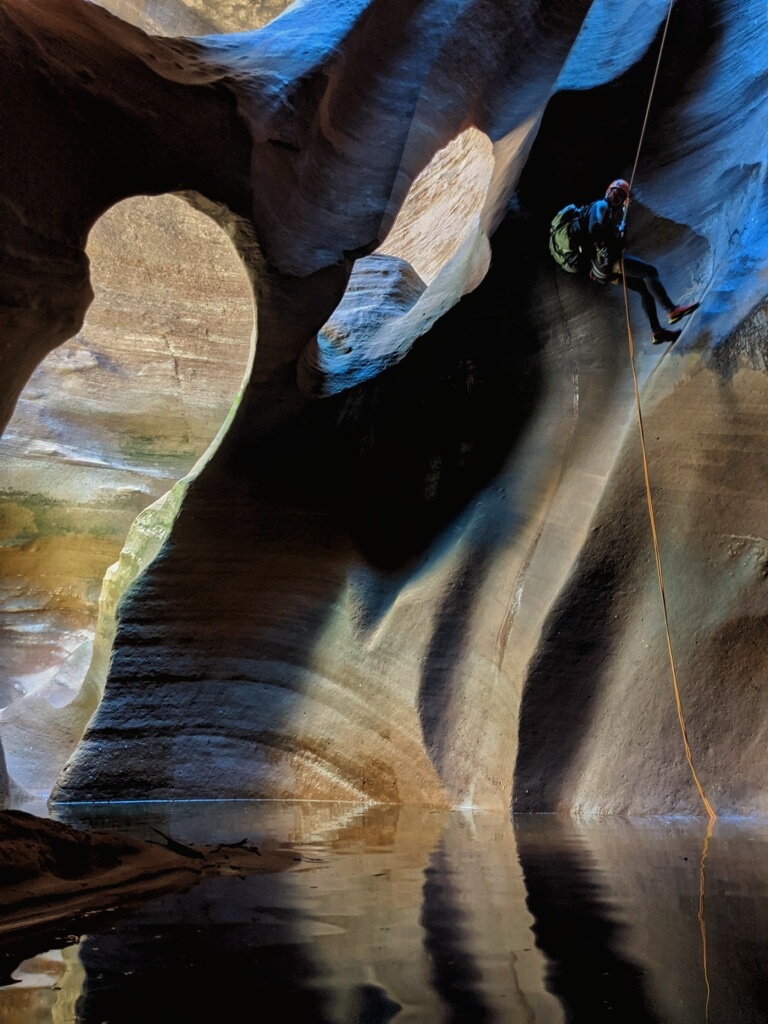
[550,179,699,344]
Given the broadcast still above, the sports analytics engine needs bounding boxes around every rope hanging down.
[618,1,716,822]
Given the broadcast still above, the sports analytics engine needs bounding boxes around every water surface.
[1,803,766,1023]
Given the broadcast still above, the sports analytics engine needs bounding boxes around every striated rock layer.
[0,0,766,814]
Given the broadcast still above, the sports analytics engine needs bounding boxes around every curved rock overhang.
[0,0,766,815]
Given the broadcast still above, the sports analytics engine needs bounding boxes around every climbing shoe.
[652,327,681,345]
[668,302,700,325]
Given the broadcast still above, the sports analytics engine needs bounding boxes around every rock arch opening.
[299,125,496,398]
[0,193,254,805]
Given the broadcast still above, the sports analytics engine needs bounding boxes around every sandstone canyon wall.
[0,0,766,815]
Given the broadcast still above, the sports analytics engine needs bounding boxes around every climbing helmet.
[605,178,630,202]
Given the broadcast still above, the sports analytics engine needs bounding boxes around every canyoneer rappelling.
[549,178,699,344]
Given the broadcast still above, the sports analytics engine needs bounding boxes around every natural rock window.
[0,195,254,804]
[301,126,496,397]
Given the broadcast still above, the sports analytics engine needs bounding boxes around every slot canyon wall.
[0,0,766,816]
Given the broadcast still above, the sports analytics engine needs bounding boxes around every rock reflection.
[514,815,768,1024]
[17,802,559,1023]
[514,816,662,1022]
[1,805,768,1023]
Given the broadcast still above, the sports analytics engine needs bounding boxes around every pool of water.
[0,803,766,1022]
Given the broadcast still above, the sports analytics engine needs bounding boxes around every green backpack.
[549,203,588,273]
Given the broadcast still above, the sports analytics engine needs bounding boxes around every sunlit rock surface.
[0,0,766,815]
[0,196,254,802]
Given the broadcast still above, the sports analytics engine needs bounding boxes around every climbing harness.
[618,0,716,824]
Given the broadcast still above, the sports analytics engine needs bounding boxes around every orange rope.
[618,0,716,822]
[620,290,716,821]
[626,0,674,194]
[698,816,715,1019]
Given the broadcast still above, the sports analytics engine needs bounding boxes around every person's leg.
[621,254,675,314]
[614,255,693,344]
[622,275,662,331]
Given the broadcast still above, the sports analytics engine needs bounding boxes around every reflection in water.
[0,804,767,1023]
[698,818,714,1022]
[514,815,768,1024]
[514,817,663,1023]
